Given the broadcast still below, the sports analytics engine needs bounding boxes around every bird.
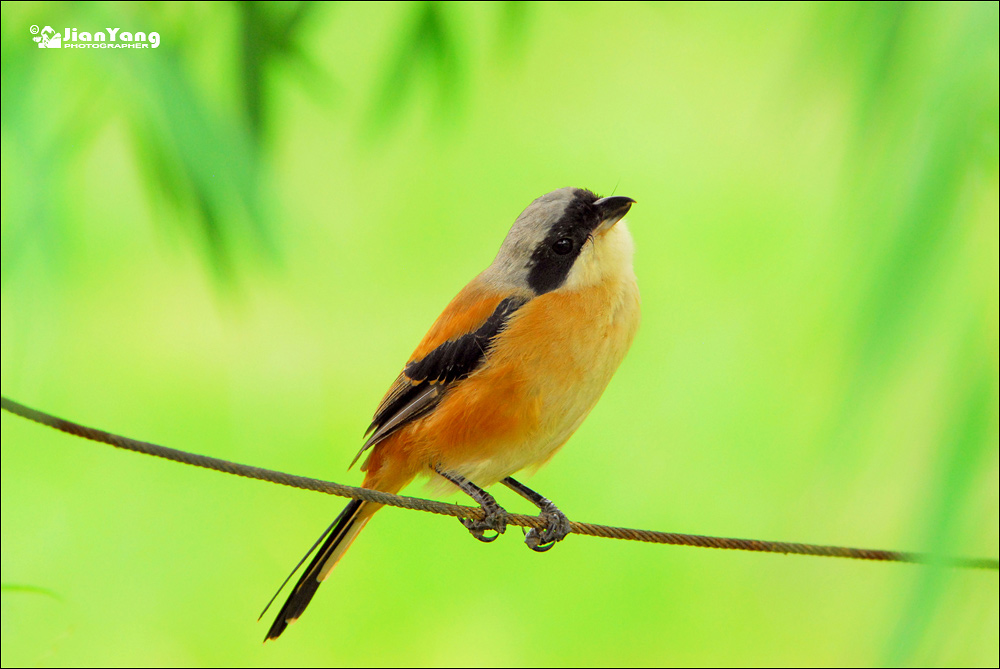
[263,187,640,640]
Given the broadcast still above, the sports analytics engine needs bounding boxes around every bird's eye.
[552,237,574,255]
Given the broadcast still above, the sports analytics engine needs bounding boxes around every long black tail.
[264,498,370,641]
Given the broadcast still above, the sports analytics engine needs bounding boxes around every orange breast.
[362,272,640,490]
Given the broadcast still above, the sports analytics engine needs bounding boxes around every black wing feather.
[357,295,528,457]
[403,296,527,385]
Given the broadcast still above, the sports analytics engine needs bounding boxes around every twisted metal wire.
[2,396,997,570]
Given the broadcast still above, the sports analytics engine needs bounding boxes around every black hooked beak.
[593,196,636,230]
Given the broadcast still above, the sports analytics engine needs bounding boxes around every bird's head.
[486,187,636,294]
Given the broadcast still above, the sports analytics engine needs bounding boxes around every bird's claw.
[524,503,571,552]
[460,502,507,543]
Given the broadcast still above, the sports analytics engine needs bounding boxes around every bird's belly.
[428,276,641,485]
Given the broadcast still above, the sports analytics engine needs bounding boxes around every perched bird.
[264,187,640,640]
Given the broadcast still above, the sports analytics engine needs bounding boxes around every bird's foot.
[524,501,571,552]
[461,498,507,543]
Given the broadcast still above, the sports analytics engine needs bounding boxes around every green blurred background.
[2,2,997,666]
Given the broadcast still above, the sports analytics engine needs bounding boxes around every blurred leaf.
[810,2,911,134]
[117,40,277,282]
[885,320,998,665]
[1,6,111,285]
[365,1,465,137]
[813,2,998,460]
[0,583,63,601]
[495,1,531,62]
[238,1,334,141]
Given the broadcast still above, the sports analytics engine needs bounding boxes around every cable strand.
[2,396,996,571]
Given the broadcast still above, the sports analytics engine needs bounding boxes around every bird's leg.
[502,477,572,552]
[434,466,507,543]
